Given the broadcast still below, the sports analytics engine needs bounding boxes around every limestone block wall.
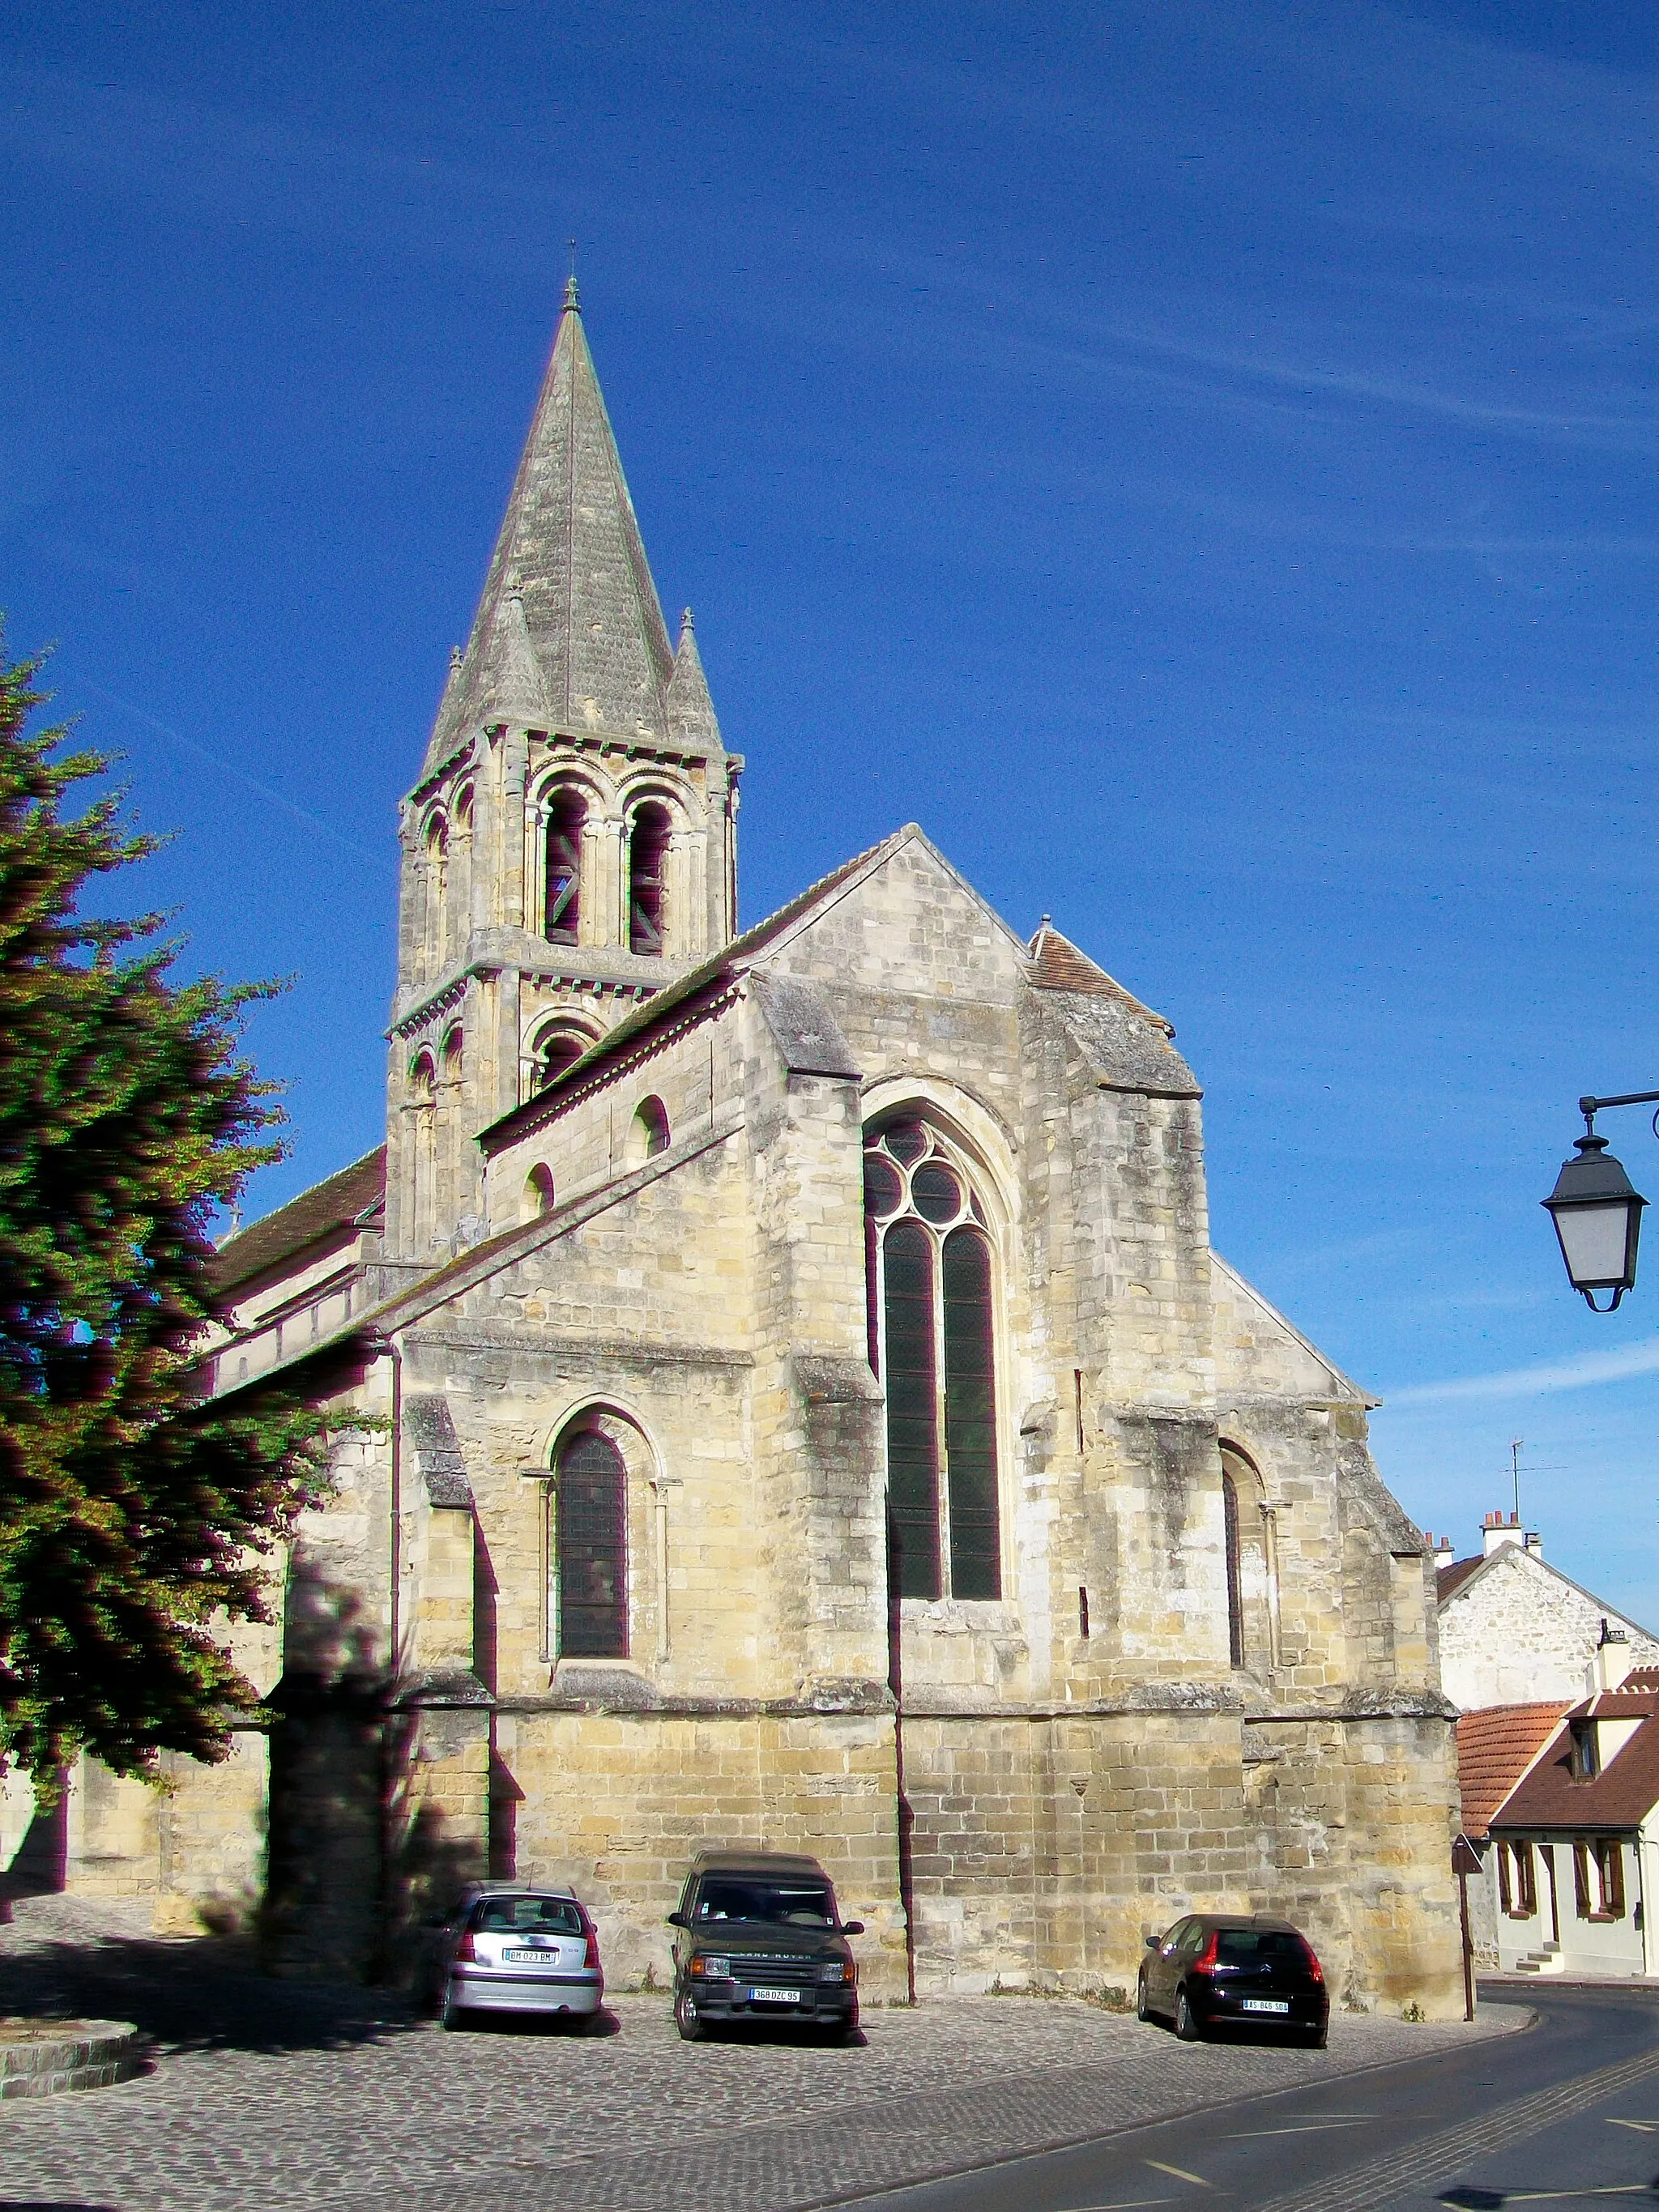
[495,1707,908,1997]
[898,1711,1257,1996]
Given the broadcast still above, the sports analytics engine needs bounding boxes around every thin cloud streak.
[1386,1340,1659,1406]
[79,683,378,859]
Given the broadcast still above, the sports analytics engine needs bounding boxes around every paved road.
[0,1894,1521,2212]
[864,1983,1659,2212]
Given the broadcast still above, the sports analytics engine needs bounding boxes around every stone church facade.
[52,283,1462,2012]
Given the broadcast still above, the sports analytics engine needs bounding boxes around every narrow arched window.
[441,1025,463,1080]
[544,790,584,943]
[524,1164,555,1219]
[864,1118,1002,1601]
[629,803,671,956]
[627,1097,671,1165]
[531,1028,588,1093]
[554,1430,628,1657]
[1222,1467,1245,1668]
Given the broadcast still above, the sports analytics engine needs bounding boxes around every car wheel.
[1175,1988,1201,2042]
[438,1983,467,2032]
[1308,2021,1328,2049]
[674,1985,706,2042]
[1136,1971,1151,2022]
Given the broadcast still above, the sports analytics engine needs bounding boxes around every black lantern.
[1543,1130,1647,1311]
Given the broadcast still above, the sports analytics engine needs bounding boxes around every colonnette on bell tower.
[386,277,740,1259]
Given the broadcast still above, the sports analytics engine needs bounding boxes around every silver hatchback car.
[431,1886,605,2029]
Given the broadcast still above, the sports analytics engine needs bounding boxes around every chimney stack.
[1482,1509,1525,1558]
[1591,1617,1634,1695]
[1432,1534,1456,1571]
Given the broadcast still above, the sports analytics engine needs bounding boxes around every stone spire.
[666,607,722,749]
[419,288,681,780]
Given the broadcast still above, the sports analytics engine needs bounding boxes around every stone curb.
[0,2018,144,2099]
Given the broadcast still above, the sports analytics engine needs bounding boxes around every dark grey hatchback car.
[668,1850,864,2042]
[1137,1913,1328,2045]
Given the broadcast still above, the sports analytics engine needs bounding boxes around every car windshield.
[694,1877,837,1927]
[473,1896,586,1935]
[1216,1929,1307,1962]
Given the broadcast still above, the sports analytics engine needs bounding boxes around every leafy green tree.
[0,629,324,1785]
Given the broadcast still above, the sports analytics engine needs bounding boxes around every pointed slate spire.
[419,288,680,778]
[666,607,722,749]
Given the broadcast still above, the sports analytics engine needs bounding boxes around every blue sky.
[6,2,1659,1617]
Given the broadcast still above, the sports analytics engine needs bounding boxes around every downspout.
[888,1538,917,2005]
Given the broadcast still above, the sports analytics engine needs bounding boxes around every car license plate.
[747,1986,802,2004]
[504,1948,553,1963]
[1242,1998,1290,2014]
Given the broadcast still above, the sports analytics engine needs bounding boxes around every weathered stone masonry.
[49,283,1462,2017]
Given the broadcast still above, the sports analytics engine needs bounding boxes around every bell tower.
[384,281,741,1260]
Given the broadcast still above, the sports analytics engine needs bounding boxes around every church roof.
[1026,921,1175,1035]
[419,281,689,782]
[211,1145,386,1297]
[478,827,902,1156]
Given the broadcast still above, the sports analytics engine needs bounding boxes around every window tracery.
[863,1117,1001,1601]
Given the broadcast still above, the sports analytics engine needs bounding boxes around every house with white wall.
[1486,1639,1659,1977]
[1435,1512,1659,1712]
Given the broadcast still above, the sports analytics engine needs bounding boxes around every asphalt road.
[855,1984,1659,2212]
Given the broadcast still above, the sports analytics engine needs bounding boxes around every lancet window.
[629,803,670,956]
[544,790,585,944]
[863,1117,1001,1602]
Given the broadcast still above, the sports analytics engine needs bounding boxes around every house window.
[544,790,584,943]
[1499,1840,1537,1918]
[552,1430,627,1658]
[864,1117,1001,1602]
[629,803,670,955]
[1571,1720,1601,1780]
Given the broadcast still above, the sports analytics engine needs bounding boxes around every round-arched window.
[627,1097,671,1166]
[629,803,671,956]
[864,1117,1000,1602]
[552,1429,628,1658]
[544,788,585,944]
[531,1028,590,1094]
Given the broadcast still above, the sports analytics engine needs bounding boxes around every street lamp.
[1543,1093,1654,1311]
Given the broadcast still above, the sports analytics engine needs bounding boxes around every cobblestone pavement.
[0,1896,1526,2212]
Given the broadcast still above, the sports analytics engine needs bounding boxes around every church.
[56,283,1462,2013]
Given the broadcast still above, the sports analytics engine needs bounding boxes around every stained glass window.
[864,1120,1001,1601]
[556,1430,628,1656]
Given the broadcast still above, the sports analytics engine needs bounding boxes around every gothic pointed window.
[553,1430,628,1657]
[544,790,584,944]
[629,803,670,956]
[864,1118,1002,1601]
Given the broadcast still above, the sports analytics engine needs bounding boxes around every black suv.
[667,1849,864,2041]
